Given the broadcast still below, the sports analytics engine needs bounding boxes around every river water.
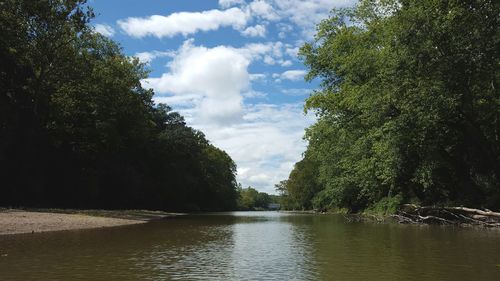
[0,211,499,281]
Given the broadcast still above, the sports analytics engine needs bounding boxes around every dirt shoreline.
[0,209,181,235]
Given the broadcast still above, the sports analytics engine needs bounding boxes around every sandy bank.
[0,210,151,235]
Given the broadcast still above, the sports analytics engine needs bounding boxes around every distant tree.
[237,187,274,210]
[285,156,322,210]
[255,192,271,208]
[238,187,259,210]
[275,180,293,209]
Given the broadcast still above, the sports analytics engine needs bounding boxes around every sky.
[89,0,357,194]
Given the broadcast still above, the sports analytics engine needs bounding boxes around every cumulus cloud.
[229,0,357,38]
[143,40,297,122]
[281,70,307,80]
[281,88,312,96]
[142,40,314,191]
[229,41,297,66]
[134,50,176,65]
[285,45,300,58]
[108,0,360,192]
[94,23,115,37]
[249,73,267,81]
[277,22,293,32]
[153,94,202,108]
[277,23,294,38]
[280,60,293,67]
[241,24,267,37]
[242,90,267,99]
[274,70,307,82]
[138,40,295,73]
[276,0,357,36]
[118,0,356,40]
[192,103,315,193]
[219,0,245,8]
[117,8,250,38]
[143,40,249,124]
[249,0,280,21]
[238,41,283,59]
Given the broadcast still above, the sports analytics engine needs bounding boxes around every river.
[0,211,499,280]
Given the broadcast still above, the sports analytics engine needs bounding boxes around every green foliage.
[274,180,292,209]
[365,195,403,216]
[275,156,322,210]
[237,187,274,210]
[280,0,500,212]
[0,0,238,211]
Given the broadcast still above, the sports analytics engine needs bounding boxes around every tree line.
[236,186,279,210]
[0,0,238,211]
[278,0,499,213]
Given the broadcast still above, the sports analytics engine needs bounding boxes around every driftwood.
[391,204,500,227]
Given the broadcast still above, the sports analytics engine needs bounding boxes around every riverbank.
[284,206,500,228]
[341,205,500,228]
[0,209,182,235]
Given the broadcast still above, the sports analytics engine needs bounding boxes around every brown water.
[0,211,499,281]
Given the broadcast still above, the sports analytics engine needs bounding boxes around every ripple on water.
[1,211,499,281]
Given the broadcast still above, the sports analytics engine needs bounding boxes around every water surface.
[0,211,499,280]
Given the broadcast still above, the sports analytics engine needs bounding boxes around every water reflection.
[133,212,317,280]
[229,213,317,281]
[0,212,499,281]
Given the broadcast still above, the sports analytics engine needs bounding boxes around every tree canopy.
[279,0,499,212]
[237,186,277,210]
[0,0,238,211]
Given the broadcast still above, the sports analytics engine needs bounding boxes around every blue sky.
[89,0,356,193]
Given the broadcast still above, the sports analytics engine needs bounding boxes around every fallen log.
[393,205,500,227]
[442,207,500,218]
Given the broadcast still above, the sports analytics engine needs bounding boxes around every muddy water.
[0,211,499,280]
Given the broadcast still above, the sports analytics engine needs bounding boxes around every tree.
[0,0,239,211]
[237,187,274,210]
[285,0,499,212]
[276,156,322,210]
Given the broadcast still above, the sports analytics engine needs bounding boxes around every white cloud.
[261,57,291,66]
[225,0,357,38]
[263,55,276,65]
[231,41,300,67]
[192,103,315,193]
[153,94,202,108]
[117,8,250,38]
[219,0,245,8]
[143,39,249,124]
[280,60,293,67]
[277,22,294,33]
[277,22,294,38]
[144,40,314,191]
[285,46,300,58]
[134,50,176,65]
[143,40,295,123]
[241,24,267,37]
[235,41,286,64]
[94,24,115,37]
[275,70,307,81]
[249,73,267,81]
[249,0,280,21]
[272,0,356,37]
[119,0,356,40]
[242,90,267,99]
[282,88,311,96]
